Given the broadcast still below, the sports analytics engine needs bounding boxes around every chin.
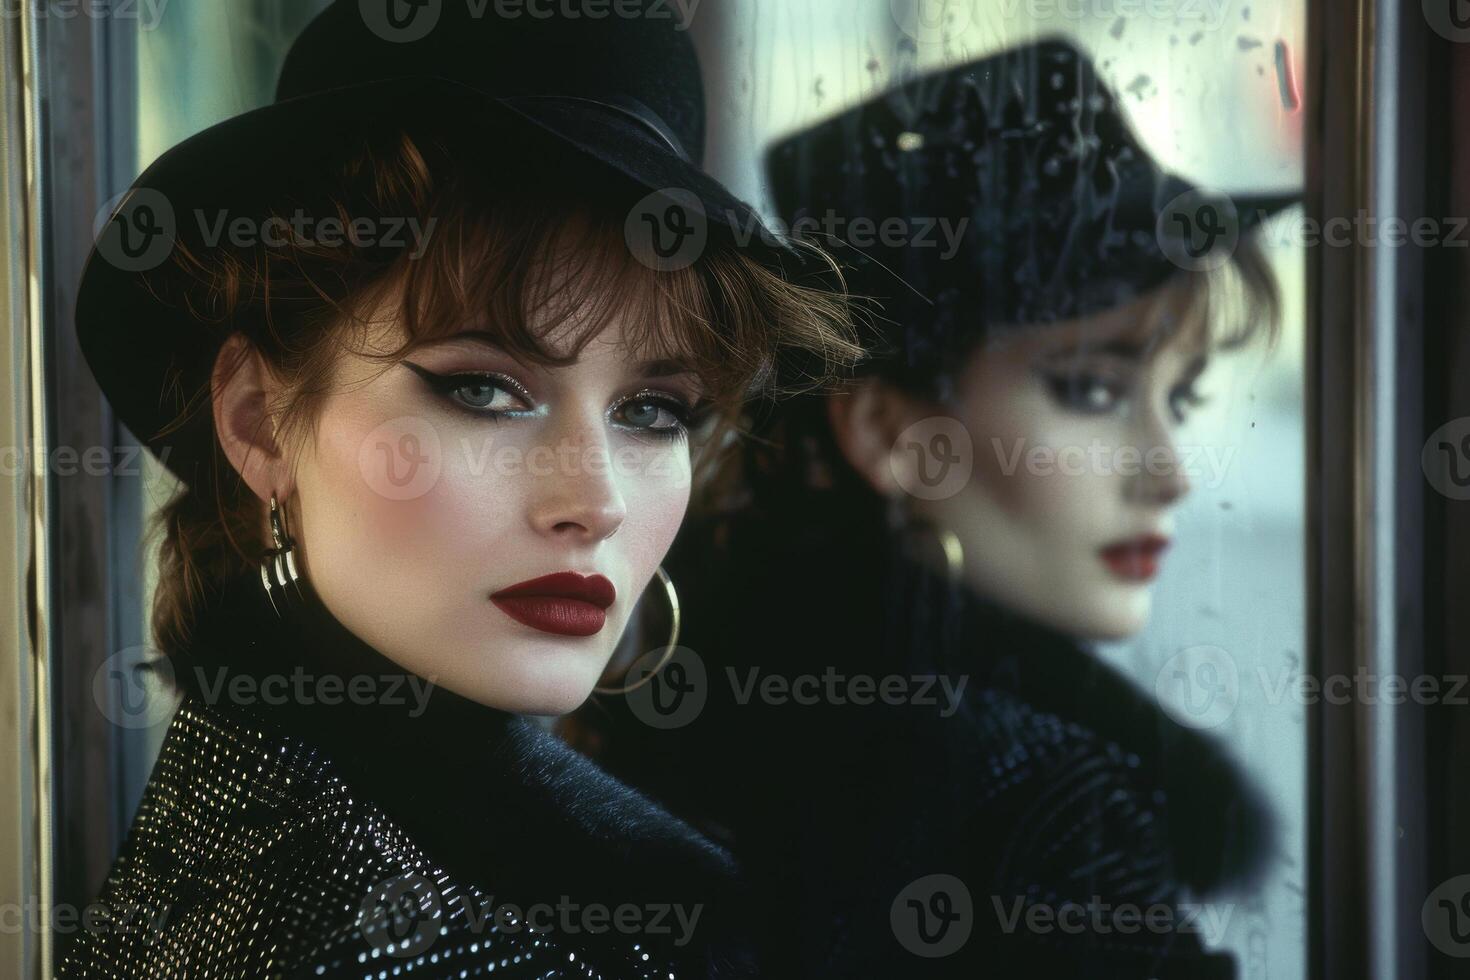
[427,671,600,717]
[499,686,598,718]
[1021,585,1152,642]
[1077,589,1153,641]
[1080,617,1148,642]
[519,671,606,717]
[441,645,612,717]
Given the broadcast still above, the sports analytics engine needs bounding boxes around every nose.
[525,412,627,544]
[1125,405,1192,508]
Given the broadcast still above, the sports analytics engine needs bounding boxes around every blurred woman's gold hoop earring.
[595,566,680,696]
[891,499,964,585]
[260,492,305,617]
[932,526,964,584]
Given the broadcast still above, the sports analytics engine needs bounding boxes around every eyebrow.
[1179,352,1209,378]
[428,330,506,351]
[634,358,700,378]
[1040,338,1210,377]
[1040,338,1151,362]
[427,332,700,377]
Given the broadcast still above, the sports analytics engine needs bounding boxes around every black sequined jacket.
[59,572,749,980]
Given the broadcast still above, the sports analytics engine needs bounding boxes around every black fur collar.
[178,570,742,922]
[948,583,1278,898]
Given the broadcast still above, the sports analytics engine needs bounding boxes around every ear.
[825,377,920,499]
[212,332,290,502]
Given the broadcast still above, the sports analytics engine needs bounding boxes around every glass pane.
[108,0,333,861]
[65,2,1309,977]
[596,3,1308,977]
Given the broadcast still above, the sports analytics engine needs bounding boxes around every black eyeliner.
[401,360,450,390]
[400,360,534,419]
[402,360,530,399]
[612,391,697,440]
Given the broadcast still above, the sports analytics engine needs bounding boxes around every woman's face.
[911,281,1207,640]
[286,302,706,716]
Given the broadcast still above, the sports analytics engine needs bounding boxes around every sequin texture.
[59,694,689,979]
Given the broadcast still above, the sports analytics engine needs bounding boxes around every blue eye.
[612,393,694,438]
[1041,370,1129,415]
[403,361,701,436]
[1169,382,1209,423]
[403,362,532,417]
[451,378,507,410]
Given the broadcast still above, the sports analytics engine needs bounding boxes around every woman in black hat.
[588,38,1294,978]
[59,2,859,978]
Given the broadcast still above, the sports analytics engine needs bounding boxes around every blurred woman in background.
[588,37,1292,978]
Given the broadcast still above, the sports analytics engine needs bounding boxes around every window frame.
[1,2,1465,978]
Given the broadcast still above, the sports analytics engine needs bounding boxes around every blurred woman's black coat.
[585,475,1275,979]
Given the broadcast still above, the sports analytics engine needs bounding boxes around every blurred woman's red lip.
[490,572,616,637]
[1097,536,1171,582]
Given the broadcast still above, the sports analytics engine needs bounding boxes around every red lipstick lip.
[490,572,616,638]
[1097,534,1171,582]
[491,572,616,607]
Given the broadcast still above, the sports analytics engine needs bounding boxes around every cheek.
[616,442,692,570]
[953,387,1126,544]
[300,399,523,568]
[299,394,695,593]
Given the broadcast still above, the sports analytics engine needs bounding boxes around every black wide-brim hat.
[77,0,796,487]
[768,37,1300,389]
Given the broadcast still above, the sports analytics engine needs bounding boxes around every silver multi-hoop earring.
[260,492,305,616]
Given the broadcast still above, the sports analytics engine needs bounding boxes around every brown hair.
[849,234,1283,402]
[701,234,1285,517]
[145,112,862,662]
[1142,233,1283,357]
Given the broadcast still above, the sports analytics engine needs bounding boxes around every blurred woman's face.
[912,280,1207,640]
[286,302,707,715]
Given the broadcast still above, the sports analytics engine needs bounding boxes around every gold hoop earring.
[933,526,964,584]
[595,565,680,695]
[890,499,964,585]
[260,492,305,617]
